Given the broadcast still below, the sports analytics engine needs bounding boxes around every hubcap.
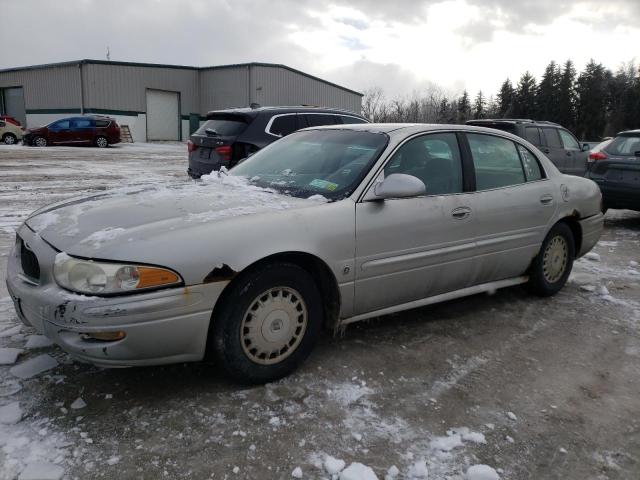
[97,138,107,147]
[5,135,15,145]
[542,235,568,284]
[240,287,307,365]
[35,137,46,147]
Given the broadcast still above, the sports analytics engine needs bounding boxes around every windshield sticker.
[309,179,339,191]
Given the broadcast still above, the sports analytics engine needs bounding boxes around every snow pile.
[291,466,303,478]
[17,462,64,480]
[466,464,500,480]
[0,347,23,365]
[0,401,23,424]
[324,455,346,474]
[79,227,126,248]
[340,462,379,480]
[24,335,54,350]
[407,460,429,478]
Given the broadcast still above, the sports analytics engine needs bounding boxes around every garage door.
[146,89,180,141]
[1,87,26,127]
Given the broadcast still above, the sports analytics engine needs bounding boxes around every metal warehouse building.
[0,60,362,142]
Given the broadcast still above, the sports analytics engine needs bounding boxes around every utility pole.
[106,46,111,61]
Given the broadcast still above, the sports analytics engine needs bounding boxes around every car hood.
[25,175,328,259]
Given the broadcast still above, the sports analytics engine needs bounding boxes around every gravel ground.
[0,143,639,480]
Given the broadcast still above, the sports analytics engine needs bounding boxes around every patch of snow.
[232,466,240,474]
[407,459,429,478]
[430,432,463,452]
[325,455,346,474]
[559,447,567,454]
[506,411,517,421]
[24,335,54,349]
[0,380,22,397]
[0,325,23,338]
[0,401,23,424]
[292,466,303,478]
[10,354,58,379]
[466,464,500,480]
[70,398,86,410]
[585,252,601,262]
[328,382,374,406]
[630,261,639,267]
[385,465,400,479]
[106,456,120,465]
[340,462,379,480]
[580,285,596,292]
[0,347,23,365]
[79,227,126,248]
[18,462,65,480]
[307,194,329,202]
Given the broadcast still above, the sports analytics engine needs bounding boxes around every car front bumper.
[6,225,228,367]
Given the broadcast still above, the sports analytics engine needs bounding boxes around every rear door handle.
[451,206,472,219]
[540,194,554,205]
[542,148,551,154]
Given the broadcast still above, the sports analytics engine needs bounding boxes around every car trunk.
[190,114,251,167]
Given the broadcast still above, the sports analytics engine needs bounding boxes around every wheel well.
[558,215,582,257]
[208,252,341,338]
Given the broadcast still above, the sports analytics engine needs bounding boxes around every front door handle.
[542,148,551,154]
[451,206,472,219]
[540,194,554,205]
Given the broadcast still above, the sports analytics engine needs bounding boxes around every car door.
[353,132,479,315]
[71,118,95,143]
[558,128,586,176]
[540,127,569,173]
[464,132,556,283]
[48,119,73,144]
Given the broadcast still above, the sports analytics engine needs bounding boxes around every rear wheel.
[528,222,575,296]
[2,133,17,145]
[33,136,47,147]
[95,136,108,148]
[210,262,322,384]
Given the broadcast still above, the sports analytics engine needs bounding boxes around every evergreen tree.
[437,98,451,123]
[536,61,560,121]
[576,59,609,139]
[457,91,471,123]
[557,60,577,131]
[496,79,515,117]
[473,91,486,119]
[513,72,537,118]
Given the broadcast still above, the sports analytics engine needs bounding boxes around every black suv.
[466,119,589,176]
[187,106,368,178]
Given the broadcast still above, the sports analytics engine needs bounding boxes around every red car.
[23,116,121,148]
[0,115,21,127]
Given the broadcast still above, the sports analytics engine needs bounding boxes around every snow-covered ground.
[1,143,639,479]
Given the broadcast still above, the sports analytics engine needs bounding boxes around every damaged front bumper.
[6,225,227,367]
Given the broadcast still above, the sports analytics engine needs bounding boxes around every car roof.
[205,105,365,119]
[617,129,640,136]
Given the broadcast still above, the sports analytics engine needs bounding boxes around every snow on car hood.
[25,173,327,258]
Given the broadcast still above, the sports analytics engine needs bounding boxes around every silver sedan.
[6,124,604,383]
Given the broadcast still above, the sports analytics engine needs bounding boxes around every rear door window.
[467,133,526,190]
[541,128,563,149]
[95,120,110,127]
[303,114,339,127]
[517,145,544,181]
[525,127,542,146]
[196,116,248,137]
[72,118,93,129]
[268,114,298,137]
[558,129,580,150]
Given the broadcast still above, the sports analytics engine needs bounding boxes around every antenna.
[106,46,111,61]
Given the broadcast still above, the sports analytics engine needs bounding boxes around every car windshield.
[605,135,640,156]
[230,129,389,200]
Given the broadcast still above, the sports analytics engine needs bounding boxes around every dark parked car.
[187,106,368,178]
[466,119,589,177]
[23,116,121,148]
[586,129,640,212]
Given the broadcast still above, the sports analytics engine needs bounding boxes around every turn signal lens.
[136,267,180,289]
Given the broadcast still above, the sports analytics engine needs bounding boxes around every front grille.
[20,238,40,281]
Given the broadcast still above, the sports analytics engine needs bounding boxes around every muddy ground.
[0,143,639,479]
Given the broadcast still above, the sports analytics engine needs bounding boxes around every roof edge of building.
[0,59,363,97]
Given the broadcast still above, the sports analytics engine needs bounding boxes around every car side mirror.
[365,173,426,201]
[582,143,590,152]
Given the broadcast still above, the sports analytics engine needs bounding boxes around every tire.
[2,133,17,145]
[33,136,47,147]
[210,262,323,384]
[528,222,575,297]
[95,136,108,148]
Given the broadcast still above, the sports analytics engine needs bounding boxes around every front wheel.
[2,133,17,145]
[210,262,322,384]
[528,222,575,296]
[95,136,108,148]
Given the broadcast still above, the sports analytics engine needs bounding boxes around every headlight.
[54,253,182,295]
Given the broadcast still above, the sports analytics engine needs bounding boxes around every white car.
[0,119,24,144]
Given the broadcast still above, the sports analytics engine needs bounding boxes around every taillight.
[215,145,232,163]
[187,140,198,153]
[588,151,607,162]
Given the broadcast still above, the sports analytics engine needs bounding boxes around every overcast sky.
[2,0,639,99]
